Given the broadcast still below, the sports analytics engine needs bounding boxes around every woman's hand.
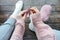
[15,10,28,36]
[29,7,55,40]
[10,10,28,40]
[16,10,27,21]
[30,7,41,25]
[30,7,39,14]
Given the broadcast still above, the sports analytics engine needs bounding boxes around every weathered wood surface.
[0,0,60,40]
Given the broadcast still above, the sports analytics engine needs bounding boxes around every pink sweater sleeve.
[10,21,25,40]
[33,21,56,40]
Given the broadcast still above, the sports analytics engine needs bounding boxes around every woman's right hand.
[30,7,41,25]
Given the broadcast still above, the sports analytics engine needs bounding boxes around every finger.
[30,9,36,13]
[22,13,26,19]
[21,12,25,17]
[22,10,28,13]
[30,7,39,13]
[19,10,27,17]
[30,11,34,15]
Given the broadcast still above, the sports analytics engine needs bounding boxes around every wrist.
[33,20,42,25]
[16,23,24,27]
[16,20,25,26]
[17,19,24,23]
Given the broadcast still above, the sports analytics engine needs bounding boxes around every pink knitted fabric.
[31,5,56,40]
[40,5,52,21]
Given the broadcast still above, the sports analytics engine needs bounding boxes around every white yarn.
[11,1,23,18]
[29,15,35,31]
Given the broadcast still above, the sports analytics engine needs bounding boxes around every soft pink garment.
[40,5,52,21]
[10,5,56,40]
[10,20,25,40]
[31,12,56,40]
[34,22,56,40]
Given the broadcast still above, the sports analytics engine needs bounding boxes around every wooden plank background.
[0,0,60,40]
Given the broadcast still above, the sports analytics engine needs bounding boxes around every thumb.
[30,11,35,16]
[22,13,26,20]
